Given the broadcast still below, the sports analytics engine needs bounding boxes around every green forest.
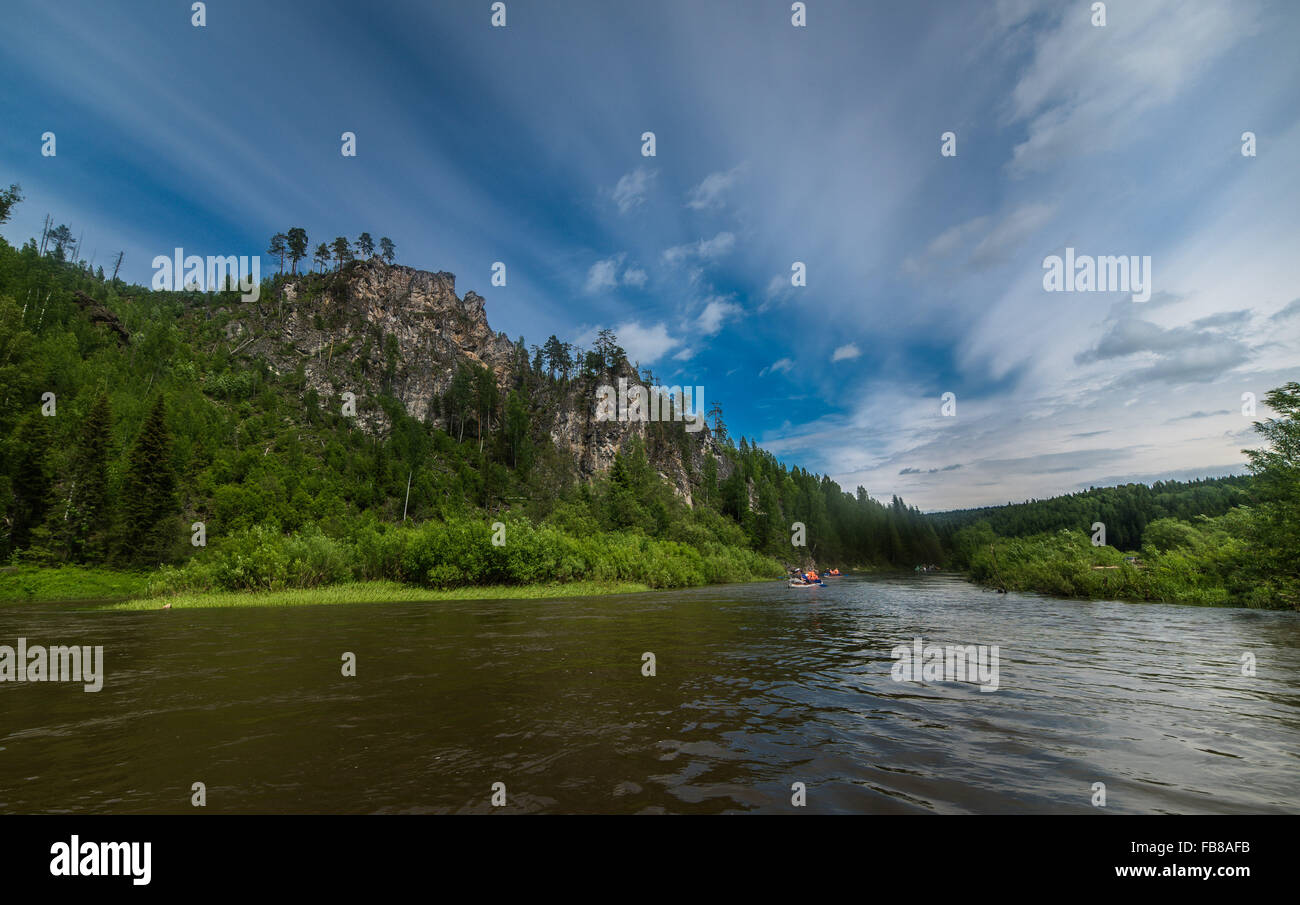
[1,185,1297,609]
[930,434,1297,608]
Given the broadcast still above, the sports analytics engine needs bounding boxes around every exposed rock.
[238,259,729,501]
[73,290,130,346]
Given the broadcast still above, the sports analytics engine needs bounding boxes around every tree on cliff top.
[286,227,309,275]
[330,236,352,271]
[267,233,288,275]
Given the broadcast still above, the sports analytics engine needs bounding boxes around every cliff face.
[237,259,730,502]
[546,381,732,506]
[242,262,515,432]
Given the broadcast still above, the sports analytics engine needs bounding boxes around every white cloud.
[612,321,680,364]
[611,167,655,213]
[696,296,742,336]
[585,254,647,292]
[574,320,681,364]
[673,346,696,361]
[832,343,860,362]
[584,256,622,293]
[685,163,746,210]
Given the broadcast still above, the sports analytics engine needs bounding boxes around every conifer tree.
[9,413,54,552]
[330,237,351,271]
[66,392,112,562]
[267,233,288,275]
[286,227,309,275]
[118,396,177,565]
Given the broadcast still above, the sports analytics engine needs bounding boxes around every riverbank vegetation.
[101,579,652,611]
[948,510,1264,607]
[0,564,147,602]
[937,385,1300,609]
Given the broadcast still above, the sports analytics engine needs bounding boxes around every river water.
[1,574,1297,814]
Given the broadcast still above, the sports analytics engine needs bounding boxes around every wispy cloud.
[685,164,746,210]
[760,358,795,378]
[1006,0,1257,174]
[611,167,656,214]
[663,231,735,265]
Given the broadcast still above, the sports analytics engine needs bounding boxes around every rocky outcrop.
[238,258,728,501]
[74,290,130,346]
[243,260,514,431]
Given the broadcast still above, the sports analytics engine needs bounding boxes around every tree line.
[266,229,397,275]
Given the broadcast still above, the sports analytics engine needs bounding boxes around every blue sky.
[3,0,1298,509]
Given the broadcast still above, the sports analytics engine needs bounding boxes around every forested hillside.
[932,455,1297,609]
[1,186,1295,609]
[929,476,1252,551]
[0,191,943,593]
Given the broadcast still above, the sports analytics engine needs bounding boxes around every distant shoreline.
[2,563,1280,611]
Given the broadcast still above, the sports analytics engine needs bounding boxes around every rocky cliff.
[231,258,731,504]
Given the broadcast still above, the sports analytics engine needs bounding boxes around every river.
[2,574,1297,814]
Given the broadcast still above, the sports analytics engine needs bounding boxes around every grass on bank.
[99,579,652,610]
[0,565,149,602]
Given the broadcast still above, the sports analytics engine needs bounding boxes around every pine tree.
[267,233,288,275]
[286,227,309,275]
[473,365,499,452]
[117,396,177,566]
[66,392,112,562]
[330,237,351,271]
[504,389,531,470]
[9,413,54,552]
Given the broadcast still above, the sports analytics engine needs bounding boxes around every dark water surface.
[2,574,1297,814]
